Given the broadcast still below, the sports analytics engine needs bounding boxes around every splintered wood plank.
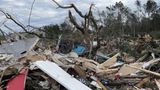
[126,65,160,77]
[98,53,120,69]
[118,63,143,76]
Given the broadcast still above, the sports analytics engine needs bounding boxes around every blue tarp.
[72,45,86,55]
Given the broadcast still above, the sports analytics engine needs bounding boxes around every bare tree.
[52,0,103,58]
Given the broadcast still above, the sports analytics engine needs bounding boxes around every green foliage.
[99,0,160,38]
[43,24,61,40]
[42,0,160,42]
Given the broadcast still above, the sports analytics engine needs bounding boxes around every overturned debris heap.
[0,36,160,90]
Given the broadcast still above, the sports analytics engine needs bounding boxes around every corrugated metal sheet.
[0,37,39,57]
[34,60,92,90]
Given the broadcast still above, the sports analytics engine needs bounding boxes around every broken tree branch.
[28,0,36,30]
[52,0,85,18]
[0,9,42,38]
[68,11,85,34]
[126,64,160,77]
[4,25,26,39]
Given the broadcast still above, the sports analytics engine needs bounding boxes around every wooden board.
[118,63,143,76]
[98,53,120,69]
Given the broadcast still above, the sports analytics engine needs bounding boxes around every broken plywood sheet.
[0,37,39,57]
[98,53,120,69]
[118,63,143,76]
[34,60,92,90]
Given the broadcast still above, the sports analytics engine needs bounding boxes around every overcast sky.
[0,0,159,32]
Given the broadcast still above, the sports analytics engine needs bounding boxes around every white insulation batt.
[0,37,39,57]
[34,60,92,90]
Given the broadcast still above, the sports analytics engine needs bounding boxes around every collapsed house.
[0,35,160,90]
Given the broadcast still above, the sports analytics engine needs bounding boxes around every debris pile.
[0,35,160,90]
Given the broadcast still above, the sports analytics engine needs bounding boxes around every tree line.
[43,0,160,40]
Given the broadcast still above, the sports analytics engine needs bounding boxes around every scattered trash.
[0,34,160,90]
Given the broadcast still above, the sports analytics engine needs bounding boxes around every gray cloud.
[0,0,159,32]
